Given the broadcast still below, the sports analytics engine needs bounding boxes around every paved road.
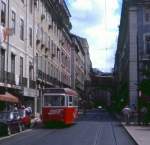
[0,109,137,145]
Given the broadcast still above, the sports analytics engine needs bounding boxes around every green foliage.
[112,82,129,112]
[139,79,150,96]
[0,101,6,111]
[142,68,150,77]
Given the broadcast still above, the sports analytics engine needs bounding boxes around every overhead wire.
[104,0,108,55]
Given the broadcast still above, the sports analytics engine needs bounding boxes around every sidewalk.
[123,124,150,145]
[116,114,150,145]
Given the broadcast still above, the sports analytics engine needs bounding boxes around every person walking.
[140,106,148,125]
[131,104,138,125]
[122,105,132,125]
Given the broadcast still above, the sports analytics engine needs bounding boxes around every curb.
[0,129,32,141]
[121,123,139,145]
[114,113,139,145]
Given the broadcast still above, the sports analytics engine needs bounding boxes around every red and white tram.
[41,88,78,126]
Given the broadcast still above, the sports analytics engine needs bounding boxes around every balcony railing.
[23,77,27,87]
[37,70,42,80]
[19,76,27,87]
[0,71,6,83]
[29,79,36,89]
[37,70,62,86]
[7,72,15,85]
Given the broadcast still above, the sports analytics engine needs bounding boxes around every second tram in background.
[41,88,78,126]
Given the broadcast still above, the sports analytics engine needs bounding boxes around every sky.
[67,0,122,72]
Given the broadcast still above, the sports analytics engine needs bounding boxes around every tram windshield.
[44,95,65,106]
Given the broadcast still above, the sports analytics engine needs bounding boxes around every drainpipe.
[6,0,10,91]
[33,1,37,115]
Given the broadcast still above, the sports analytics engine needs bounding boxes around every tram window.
[44,95,65,106]
[60,97,65,106]
[68,96,73,106]
[74,97,78,106]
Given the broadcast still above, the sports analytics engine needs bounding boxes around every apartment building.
[0,0,37,112]
[0,0,72,113]
[0,0,92,113]
[70,34,87,98]
[115,0,150,107]
[34,0,72,111]
[78,37,92,82]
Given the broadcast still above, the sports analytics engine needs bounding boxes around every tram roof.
[43,88,78,96]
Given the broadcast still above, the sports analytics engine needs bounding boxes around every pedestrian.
[13,104,18,112]
[21,105,25,109]
[25,105,32,116]
[131,104,138,125]
[122,105,132,125]
[140,106,148,125]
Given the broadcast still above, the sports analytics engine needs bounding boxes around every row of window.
[0,2,32,45]
[0,48,33,81]
[145,35,150,55]
[61,71,70,86]
[0,49,71,85]
[36,53,70,84]
[144,8,150,23]
[0,0,61,47]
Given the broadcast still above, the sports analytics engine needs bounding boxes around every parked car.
[0,111,23,136]
[18,109,31,128]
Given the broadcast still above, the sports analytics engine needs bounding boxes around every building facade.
[70,34,86,98]
[0,0,92,113]
[115,0,150,107]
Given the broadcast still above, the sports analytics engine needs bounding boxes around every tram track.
[110,121,118,145]
[92,126,103,145]
[110,116,137,145]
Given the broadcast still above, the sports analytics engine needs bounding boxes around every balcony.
[7,72,15,85]
[19,76,27,88]
[37,70,42,80]
[43,73,47,81]
[22,77,27,87]
[29,79,36,89]
[0,71,6,83]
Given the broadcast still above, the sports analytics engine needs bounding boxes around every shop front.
[23,88,39,115]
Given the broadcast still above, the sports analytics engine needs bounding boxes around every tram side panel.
[42,107,65,124]
[64,107,78,125]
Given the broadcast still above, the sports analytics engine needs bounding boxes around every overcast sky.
[67,0,122,72]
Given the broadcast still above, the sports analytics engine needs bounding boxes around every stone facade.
[115,0,150,107]
[70,34,86,97]
[0,0,92,113]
